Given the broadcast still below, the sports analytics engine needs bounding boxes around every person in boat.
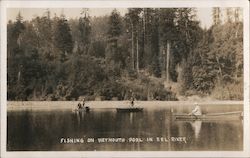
[130,96,135,107]
[189,103,202,117]
[77,102,82,109]
[77,98,86,109]
[82,98,85,107]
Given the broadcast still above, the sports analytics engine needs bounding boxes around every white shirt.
[192,105,202,115]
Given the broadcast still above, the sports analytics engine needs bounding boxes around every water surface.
[7,102,243,151]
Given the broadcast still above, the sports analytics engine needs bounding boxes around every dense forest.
[7,8,243,101]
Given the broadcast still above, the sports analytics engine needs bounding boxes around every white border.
[0,1,7,158]
[243,1,250,157]
[1,0,249,157]
[0,0,249,8]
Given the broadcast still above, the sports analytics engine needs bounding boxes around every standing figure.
[82,98,85,108]
[131,97,135,107]
[77,102,82,109]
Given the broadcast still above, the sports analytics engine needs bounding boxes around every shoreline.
[7,100,243,111]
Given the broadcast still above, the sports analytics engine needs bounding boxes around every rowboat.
[116,107,143,112]
[74,106,90,112]
[173,111,243,120]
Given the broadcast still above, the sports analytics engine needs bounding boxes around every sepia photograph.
[1,0,250,157]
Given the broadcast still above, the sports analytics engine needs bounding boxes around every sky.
[7,8,213,28]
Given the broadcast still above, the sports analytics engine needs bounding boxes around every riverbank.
[7,100,243,111]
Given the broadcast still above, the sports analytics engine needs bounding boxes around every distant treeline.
[7,8,243,101]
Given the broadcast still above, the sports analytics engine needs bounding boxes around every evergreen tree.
[7,8,243,101]
[105,9,123,77]
[159,8,178,80]
[107,9,122,38]
[78,8,91,54]
[176,8,200,59]
[191,31,217,93]
[226,8,233,23]
[11,12,25,48]
[234,8,241,23]
[32,9,54,60]
[212,7,222,25]
[7,12,26,100]
[54,14,73,61]
[144,9,161,77]
[106,9,122,62]
[125,8,143,71]
[173,8,203,93]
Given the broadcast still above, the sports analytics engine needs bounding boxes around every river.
[7,101,243,151]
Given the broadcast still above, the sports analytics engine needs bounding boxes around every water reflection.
[7,105,243,151]
[189,121,202,140]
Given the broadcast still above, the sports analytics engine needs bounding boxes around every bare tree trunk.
[215,56,223,83]
[17,71,21,84]
[136,35,139,72]
[143,9,146,39]
[131,23,135,70]
[143,9,146,69]
[143,9,146,51]
[166,41,170,83]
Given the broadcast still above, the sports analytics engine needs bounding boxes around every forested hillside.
[7,8,243,101]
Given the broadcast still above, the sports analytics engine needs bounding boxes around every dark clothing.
[131,100,134,106]
[78,103,82,109]
[131,97,135,107]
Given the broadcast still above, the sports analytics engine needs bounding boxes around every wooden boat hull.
[173,111,243,120]
[74,106,90,112]
[116,107,143,112]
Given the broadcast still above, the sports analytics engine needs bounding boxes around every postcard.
[0,0,249,157]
